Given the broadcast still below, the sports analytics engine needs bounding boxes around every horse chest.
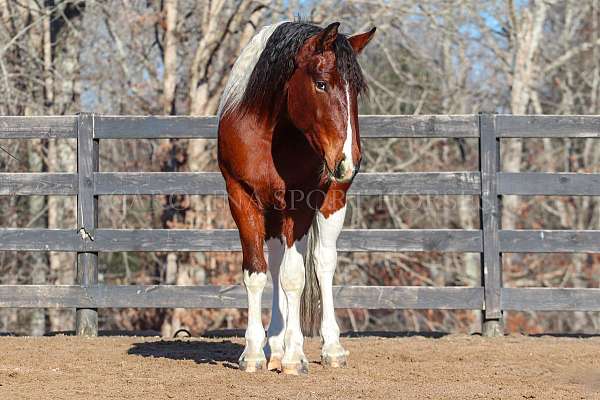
[254,168,328,212]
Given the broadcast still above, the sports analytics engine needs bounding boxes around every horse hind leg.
[279,235,309,375]
[310,206,349,368]
[265,237,286,371]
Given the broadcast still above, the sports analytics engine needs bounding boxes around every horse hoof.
[282,360,309,375]
[239,358,267,373]
[321,353,348,368]
[267,356,282,371]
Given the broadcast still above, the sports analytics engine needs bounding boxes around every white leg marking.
[279,236,308,374]
[239,270,267,371]
[265,238,286,369]
[312,206,348,365]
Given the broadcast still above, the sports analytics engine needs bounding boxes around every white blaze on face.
[341,83,355,176]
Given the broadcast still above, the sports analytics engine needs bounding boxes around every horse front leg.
[240,267,267,372]
[227,183,268,373]
[312,205,348,367]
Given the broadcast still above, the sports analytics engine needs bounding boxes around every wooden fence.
[2,113,600,337]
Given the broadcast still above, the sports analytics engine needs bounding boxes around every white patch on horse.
[218,21,287,117]
[239,270,267,368]
[311,206,349,361]
[341,83,354,174]
[278,236,309,372]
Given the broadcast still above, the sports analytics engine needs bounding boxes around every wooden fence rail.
[1,113,600,337]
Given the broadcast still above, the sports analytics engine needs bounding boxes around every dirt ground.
[1,333,600,399]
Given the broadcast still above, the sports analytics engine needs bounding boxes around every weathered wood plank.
[0,116,76,139]
[76,113,99,336]
[94,116,218,139]
[90,229,239,252]
[4,115,599,140]
[87,229,482,253]
[502,288,600,311]
[336,229,482,252]
[496,115,600,138]
[358,115,479,138]
[94,171,480,195]
[0,173,78,195]
[498,172,600,195]
[94,172,225,195]
[0,285,484,309]
[0,228,482,252]
[479,114,503,324]
[500,230,600,253]
[0,229,81,251]
[92,115,479,139]
[351,172,480,195]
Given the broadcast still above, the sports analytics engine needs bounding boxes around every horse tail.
[300,221,321,336]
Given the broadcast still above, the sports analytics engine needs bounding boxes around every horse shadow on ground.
[126,329,451,369]
[127,339,243,369]
[126,329,449,370]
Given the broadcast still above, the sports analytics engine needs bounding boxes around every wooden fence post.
[76,113,99,336]
[479,113,503,336]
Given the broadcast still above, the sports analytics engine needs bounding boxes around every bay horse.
[217,21,375,375]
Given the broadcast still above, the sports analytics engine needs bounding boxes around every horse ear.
[348,27,376,54]
[316,22,340,52]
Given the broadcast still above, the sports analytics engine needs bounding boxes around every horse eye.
[315,80,327,91]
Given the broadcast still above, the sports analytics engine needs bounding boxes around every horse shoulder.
[218,114,278,187]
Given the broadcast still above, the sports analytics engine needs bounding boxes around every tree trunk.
[159,0,182,338]
[502,2,548,230]
[28,138,47,336]
[163,0,178,115]
[24,0,47,336]
[46,0,82,333]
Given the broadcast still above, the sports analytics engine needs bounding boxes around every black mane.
[240,22,367,117]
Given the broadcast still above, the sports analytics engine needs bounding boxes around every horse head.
[286,23,375,183]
